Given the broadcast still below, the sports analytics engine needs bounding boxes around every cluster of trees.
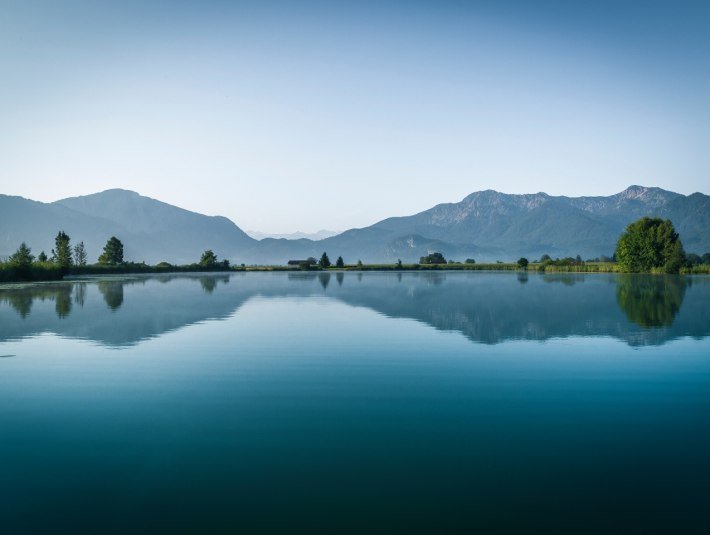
[536,254,587,265]
[420,252,447,265]
[198,250,230,269]
[4,232,125,275]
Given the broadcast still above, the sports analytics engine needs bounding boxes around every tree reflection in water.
[616,275,687,328]
[98,281,124,311]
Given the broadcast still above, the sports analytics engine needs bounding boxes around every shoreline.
[2,261,709,285]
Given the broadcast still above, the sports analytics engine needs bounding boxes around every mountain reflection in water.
[0,272,708,347]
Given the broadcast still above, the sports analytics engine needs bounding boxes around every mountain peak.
[615,185,680,205]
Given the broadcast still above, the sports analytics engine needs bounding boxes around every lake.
[1,272,709,533]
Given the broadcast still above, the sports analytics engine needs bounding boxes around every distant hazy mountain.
[243,185,710,264]
[1,186,708,264]
[246,229,340,241]
[1,189,255,264]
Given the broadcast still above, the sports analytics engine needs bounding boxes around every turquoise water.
[1,272,709,533]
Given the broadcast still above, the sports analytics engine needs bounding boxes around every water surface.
[1,272,709,533]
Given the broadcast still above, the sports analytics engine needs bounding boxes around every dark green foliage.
[99,236,124,265]
[517,257,529,269]
[53,231,73,269]
[73,241,87,266]
[37,251,48,263]
[419,252,446,264]
[702,253,710,265]
[319,252,331,268]
[540,254,552,262]
[615,217,686,273]
[396,259,403,269]
[197,250,229,270]
[357,260,363,268]
[336,256,344,268]
[200,250,218,267]
[9,243,34,270]
[616,275,686,327]
[465,258,476,264]
[0,263,63,283]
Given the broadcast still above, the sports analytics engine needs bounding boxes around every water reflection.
[616,275,688,328]
[0,272,708,347]
[98,281,124,311]
[199,275,229,294]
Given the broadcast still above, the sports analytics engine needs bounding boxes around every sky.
[1,0,709,233]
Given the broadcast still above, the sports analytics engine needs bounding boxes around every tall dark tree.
[319,252,331,268]
[53,231,73,269]
[517,257,529,269]
[335,256,344,268]
[9,242,34,270]
[615,217,686,274]
[37,251,48,263]
[73,241,88,266]
[98,236,124,265]
[200,250,218,267]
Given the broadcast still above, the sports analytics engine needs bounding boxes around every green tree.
[615,217,686,274]
[53,231,73,269]
[335,256,344,268]
[319,252,331,268]
[357,259,363,268]
[98,236,124,265]
[702,253,710,265]
[9,242,34,270]
[73,241,88,266]
[517,257,529,269]
[200,250,218,267]
[396,259,403,269]
[37,251,48,263]
[465,258,476,264]
[420,252,446,264]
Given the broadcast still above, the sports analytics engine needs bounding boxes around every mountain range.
[1,186,708,264]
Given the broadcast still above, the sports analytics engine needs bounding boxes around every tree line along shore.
[2,217,710,283]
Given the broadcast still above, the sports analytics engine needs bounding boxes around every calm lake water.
[1,272,709,533]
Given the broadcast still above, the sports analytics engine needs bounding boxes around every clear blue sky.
[1,0,708,232]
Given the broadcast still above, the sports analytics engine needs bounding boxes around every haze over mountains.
[1,186,708,264]
[246,229,340,241]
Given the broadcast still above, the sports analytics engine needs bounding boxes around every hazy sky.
[1,0,708,232]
